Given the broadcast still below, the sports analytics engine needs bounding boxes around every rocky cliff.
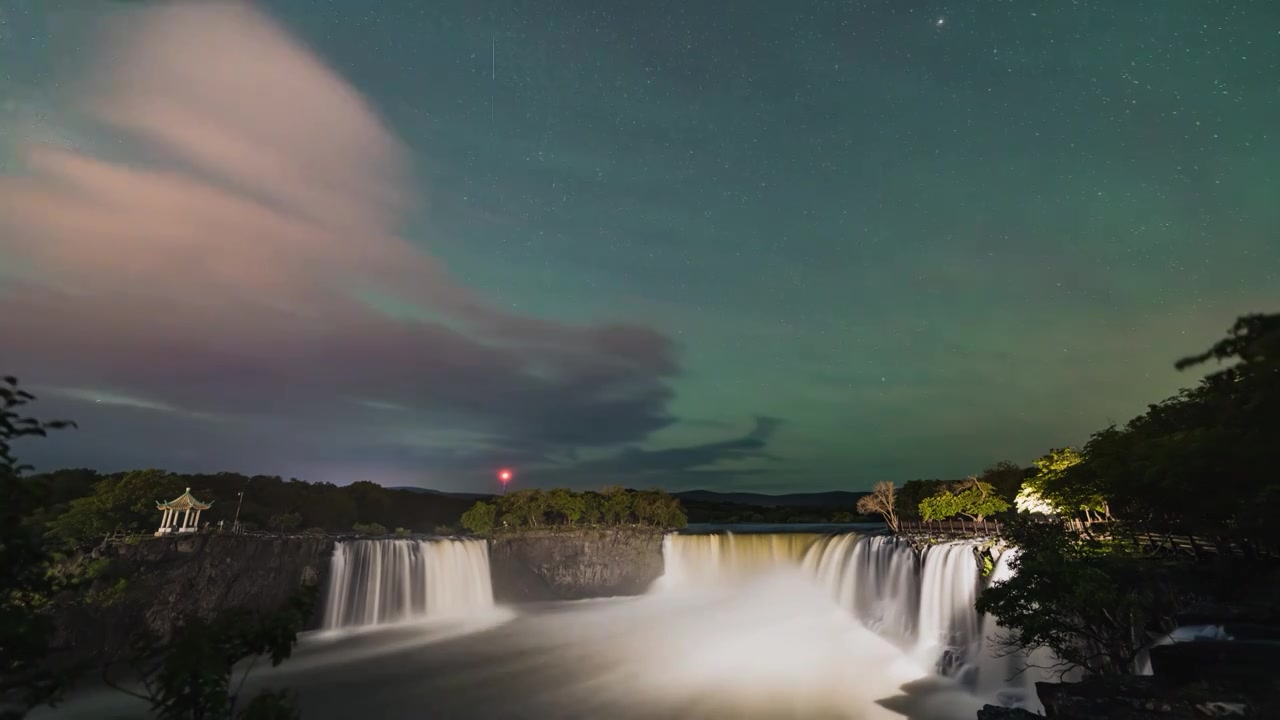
[487,527,665,602]
[52,534,334,667]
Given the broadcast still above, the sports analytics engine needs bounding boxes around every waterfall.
[658,532,822,589]
[658,529,1048,707]
[802,534,920,645]
[915,542,983,676]
[322,538,494,629]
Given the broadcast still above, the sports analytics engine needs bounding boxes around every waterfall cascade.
[322,538,494,629]
[658,533,821,589]
[660,530,1048,709]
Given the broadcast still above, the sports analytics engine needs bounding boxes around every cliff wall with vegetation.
[51,534,334,668]
[487,527,665,602]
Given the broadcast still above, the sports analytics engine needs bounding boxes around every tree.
[268,513,301,533]
[918,478,1010,522]
[976,517,1190,677]
[600,486,632,524]
[105,586,317,720]
[351,522,387,536]
[459,501,496,534]
[979,461,1031,504]
[47,470,187,545]
[1,377,77,718]
[1017,447,1107,519]
[895,479,948,520]
[546,488,585,525]
[856,481,899,531]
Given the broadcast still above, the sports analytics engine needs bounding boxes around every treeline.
[459,487,687,533]
[22,469,476,546]
[679,497,867,525]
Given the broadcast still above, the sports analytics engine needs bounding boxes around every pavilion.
[155,487,212,536]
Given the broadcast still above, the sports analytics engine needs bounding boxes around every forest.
[18,469,478,547]
[459,487,687,533]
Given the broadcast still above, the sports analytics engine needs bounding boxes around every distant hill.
[388,486,866,509]
[387,487,495,501]
[672,489,868,509]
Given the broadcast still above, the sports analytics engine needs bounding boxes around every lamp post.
[233,481,248,533]
[498,468,512,495]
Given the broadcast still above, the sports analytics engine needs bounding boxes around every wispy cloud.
[0,1,687,483]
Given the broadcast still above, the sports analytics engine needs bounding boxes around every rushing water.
[41,531,1041,719]
[322,538,494,629]
[664,531,1050,711]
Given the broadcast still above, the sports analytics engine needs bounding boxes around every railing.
[897,518,1003,536]
[895,518,1275,559]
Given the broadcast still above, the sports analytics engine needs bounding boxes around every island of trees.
[458,487,687,534]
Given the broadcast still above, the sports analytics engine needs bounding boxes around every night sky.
[1,1,1276,493]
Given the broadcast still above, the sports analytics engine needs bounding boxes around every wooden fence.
[895,518,1275,560]
[897,518,1004,537]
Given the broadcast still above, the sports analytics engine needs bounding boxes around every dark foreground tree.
[976,517,1192,677]
[105,586,318,720]
[1,377,76,718]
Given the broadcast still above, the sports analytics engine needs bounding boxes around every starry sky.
[1,0,1277,493]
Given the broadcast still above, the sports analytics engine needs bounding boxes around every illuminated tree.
[856,481,899,531]
[918,478,1009,522]
[1018,447,1108,520]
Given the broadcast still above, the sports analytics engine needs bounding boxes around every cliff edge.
[52,534,334,667]
[487,527,665,602]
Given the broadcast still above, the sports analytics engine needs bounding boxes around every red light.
[498,469,512,483]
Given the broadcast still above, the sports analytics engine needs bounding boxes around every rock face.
[52,534,334,667]
[1034,676,1274,719]
[487,528,665,602]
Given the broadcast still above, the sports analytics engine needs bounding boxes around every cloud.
[0,1,683,481]
[533,417,786,489]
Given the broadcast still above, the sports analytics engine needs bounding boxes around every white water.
[42,531,1019,719]
[662,531,1050,711]
[321,538,494,629]
[915,542,982,677]
[657,532,820,589]
[802,534,920,646]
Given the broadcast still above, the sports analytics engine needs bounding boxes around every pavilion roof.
[156,487,212,511]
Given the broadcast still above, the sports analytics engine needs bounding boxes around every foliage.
[268,513,301,533]
[351,522,387,536]
[976,517,1191,677]
[1,376,77,718]
[1017,447,1107,519]
[106,585,317,720]
[894,479,948,520]
[27,471,477,545]
[918,478,1010,521]
[463,487,687,533]
[855,481,899,531]
[978,461,1032,504]
[394,527,411,538]
[459,501,496,534]
[46,470,188,545]
[1037,313,1279,533]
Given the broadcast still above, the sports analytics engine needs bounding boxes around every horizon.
[3,1,1276,493]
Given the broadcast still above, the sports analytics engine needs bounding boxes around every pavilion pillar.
[184,508,191,528]
[194,509,202,529]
